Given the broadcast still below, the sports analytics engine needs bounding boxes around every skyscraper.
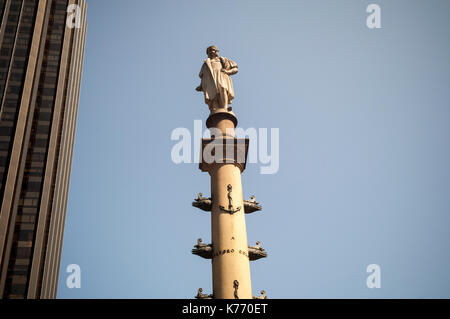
[0,0,86,298]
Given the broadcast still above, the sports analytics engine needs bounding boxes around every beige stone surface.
[210,163,252,299]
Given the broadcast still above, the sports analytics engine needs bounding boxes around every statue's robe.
[198,57,237,107]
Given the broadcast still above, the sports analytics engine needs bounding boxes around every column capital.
[199,138,249,173]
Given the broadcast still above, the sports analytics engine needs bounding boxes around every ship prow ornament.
[192,193,212,211]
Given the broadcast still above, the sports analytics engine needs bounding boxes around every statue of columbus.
[196,46,238,112]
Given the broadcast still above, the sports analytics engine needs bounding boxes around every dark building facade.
[0,0,86,298]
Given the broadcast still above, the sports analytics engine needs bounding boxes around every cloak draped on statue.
[198,57,237,107]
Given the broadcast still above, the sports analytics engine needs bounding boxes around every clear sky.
[57,0,450,298]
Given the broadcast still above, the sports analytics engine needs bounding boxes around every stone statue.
[195,238,207,248]
[196,193,207,201]
[253,290,267,299]
[249,195,258,204]
[195,288,213,299]
[196,46,238,112]
[252,241,264,251]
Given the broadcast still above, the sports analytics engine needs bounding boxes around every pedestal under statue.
[196,46,238,112]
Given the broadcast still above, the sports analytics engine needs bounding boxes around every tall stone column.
[205,110,251,298]
[192,109,267,299]
[191,46,267,300]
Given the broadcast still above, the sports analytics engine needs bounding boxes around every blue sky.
[58,0,450,298]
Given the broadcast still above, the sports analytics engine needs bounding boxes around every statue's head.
[206,45,219,58]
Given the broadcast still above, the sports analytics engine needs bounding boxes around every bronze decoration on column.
[233,280,239,299]
[219,184,241,215]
